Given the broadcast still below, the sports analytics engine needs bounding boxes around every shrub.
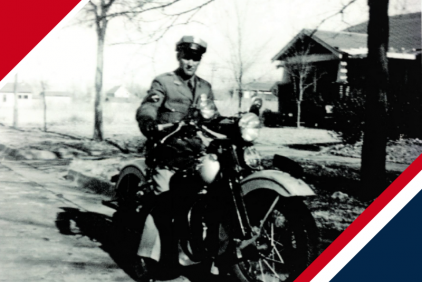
[262,109,283,127]
[332,89,365,144]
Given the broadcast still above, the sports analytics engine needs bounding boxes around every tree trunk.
[238,89,243,114]
[42,91,47,132]
[13,73,18,128]
[296,100,302,128]
[297,84,303,128]
[360,0,389,199]
[93,24,106,141]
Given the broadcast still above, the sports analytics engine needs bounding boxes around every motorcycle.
[103,110,318,282]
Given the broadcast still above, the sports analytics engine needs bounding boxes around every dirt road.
[0,160,186,282]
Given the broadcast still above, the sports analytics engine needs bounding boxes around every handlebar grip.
[156,123,174,131]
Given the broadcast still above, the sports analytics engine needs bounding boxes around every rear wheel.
[115,166,146,210]
[115,168,156,280]
[232,189,318,282]
[113,166,148,233]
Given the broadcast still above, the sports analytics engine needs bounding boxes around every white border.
[0,0,90,90]
[312,171,422,281]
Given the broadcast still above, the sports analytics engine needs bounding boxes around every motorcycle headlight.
[239,113,261,142]
[244,146,262,170]
[199,95,219,120]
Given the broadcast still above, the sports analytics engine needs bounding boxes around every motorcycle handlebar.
[156,118,233,144]
[156,123,175,131]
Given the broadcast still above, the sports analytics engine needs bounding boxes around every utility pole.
[13,73,18,128]
[41,81,47,132]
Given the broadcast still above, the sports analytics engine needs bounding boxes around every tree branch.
[309,0,358,37]
[161,0,214,16]
[105,0,181,19]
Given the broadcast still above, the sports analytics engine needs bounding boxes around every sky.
[15,0,422,95]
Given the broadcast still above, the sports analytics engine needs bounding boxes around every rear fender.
[120,158,148,176]
[241,170,315,197]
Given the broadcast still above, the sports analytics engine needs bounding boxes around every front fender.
[241,170,315,197]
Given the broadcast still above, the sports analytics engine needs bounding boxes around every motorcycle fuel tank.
[197,154,220,184]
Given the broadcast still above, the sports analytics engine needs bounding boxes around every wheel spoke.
[261,254,283,265]
[263,259,280,279]
[259,196,280,231]
[262,228,284,249]
[271,223,274,246]
[273,245,285,264]
[259,259,267,282]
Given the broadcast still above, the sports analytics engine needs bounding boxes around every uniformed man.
[136,36,219,193]
[135,36,220,277]
[136,35,218,136]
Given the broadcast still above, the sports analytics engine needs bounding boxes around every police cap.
[176,36,207,55]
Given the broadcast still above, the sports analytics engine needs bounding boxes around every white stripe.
[312,171,422,282]
[0,0,89,89]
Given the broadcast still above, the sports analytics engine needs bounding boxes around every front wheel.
[232,189,318,282]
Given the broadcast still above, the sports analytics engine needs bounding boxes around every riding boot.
[149,192,179,278]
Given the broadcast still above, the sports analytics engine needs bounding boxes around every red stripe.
[0,0,82,81]
[295,154,422,281]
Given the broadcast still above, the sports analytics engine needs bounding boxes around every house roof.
[0,82,33,93]
[305,29,368,51]
[32,91,72,99]
[44,91,72,97]
[242,82,276,92]
[106,85,121,94]
[273,12,421,62]
[344,12,421,51]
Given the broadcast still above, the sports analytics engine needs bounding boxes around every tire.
[115,166,146,210]
[113,166,147,232]
[231,189,318,282]
[132,256,158,282]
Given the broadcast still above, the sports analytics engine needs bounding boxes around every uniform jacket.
[136,69,216,126]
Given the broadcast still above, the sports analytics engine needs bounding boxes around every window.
[18,95,22,99]
[2,95,5,102]
[24,95,28,99]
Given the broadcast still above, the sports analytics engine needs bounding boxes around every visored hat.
[176,36,207,55]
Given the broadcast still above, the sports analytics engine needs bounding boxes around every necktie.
[188,80,195,95]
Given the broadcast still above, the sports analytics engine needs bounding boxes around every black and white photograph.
[0,0,421,281]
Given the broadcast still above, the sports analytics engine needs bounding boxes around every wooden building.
[272,12,422,136]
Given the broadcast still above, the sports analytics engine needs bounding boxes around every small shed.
[0,82,33,107]
[106,85,131,99]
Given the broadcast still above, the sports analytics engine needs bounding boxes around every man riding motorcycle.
[136,35,219,192]
[135,36,224,277]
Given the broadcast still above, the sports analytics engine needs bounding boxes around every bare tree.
[40,80,48,132]
[218,0,272,113]
[307,0,391,198]
[77,0,214,141]
[282,36,324,128]
[361,0,390,199]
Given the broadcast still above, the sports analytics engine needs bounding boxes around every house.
[0,82,33,107]
[105,85,136,102]
[237,81,279,112]
[272,12,422,134]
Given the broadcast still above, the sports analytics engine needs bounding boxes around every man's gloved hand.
[140,118,157,137]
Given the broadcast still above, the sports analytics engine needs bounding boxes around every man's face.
[178,50,201,78]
